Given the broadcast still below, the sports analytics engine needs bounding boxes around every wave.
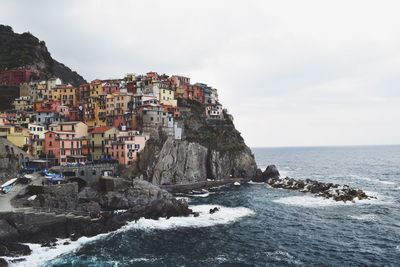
[349,214,378,221]
[248,181,265,185]
[6,234,107,267]
[8,205,254,267]
[266,250,303,266]
[349,175,397,186]
[118,204,254,231]
[273,192,386,208]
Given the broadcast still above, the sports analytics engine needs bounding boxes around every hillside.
[0,25,86,86]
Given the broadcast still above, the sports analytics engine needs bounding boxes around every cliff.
[0,25,86,86]
[124,99,257,184]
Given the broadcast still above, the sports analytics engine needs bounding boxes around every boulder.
[0,243,31,257]
[99,180,191,218]
[0,220,19,242]
[0,258,7,267]
[263,165,280,180]
[253,165,280,182]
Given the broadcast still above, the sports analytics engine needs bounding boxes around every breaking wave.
[9,205,254,267]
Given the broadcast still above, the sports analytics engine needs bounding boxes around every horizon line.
[251,143,400,149]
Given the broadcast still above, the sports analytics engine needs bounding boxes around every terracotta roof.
[36,107,55,113]
[91,126,112,134]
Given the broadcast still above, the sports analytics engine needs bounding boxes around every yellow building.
[90,79,103,97]
[160,88,177,107]
[0,126,30,148]
[95,95,107,127]
[52,84,77,109]
[90,126,119,160]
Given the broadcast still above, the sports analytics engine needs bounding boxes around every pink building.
[108,131,148,165]
[44,122,89,165]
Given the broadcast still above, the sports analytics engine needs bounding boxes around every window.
[49,141,52,147]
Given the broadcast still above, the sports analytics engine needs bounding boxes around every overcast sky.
[1,0,400,147]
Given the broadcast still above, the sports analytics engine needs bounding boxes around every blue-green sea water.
[23,145,400,266]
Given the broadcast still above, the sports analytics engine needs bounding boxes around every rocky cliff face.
[0,25,86,86]
[125,99,257,184]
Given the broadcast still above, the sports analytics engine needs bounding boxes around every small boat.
[1,178,18,193]
[234,181,241,186]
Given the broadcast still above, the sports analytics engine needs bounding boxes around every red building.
[0,68,39,86]
[127,81,137,93]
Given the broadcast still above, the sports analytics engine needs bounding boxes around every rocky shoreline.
[254,165,373,202]
[0,179,192,265]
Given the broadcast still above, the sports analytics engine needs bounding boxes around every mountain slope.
[0,25,86,86]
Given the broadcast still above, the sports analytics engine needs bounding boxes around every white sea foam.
[266,250,303,266]
[248,180,265,185]
[188,192,211,198]
[7,235,107,267]
[378,180,396,185]
[175,196,191,203]
[349,214,378,221]
[8,205,254,267]
[349,175,397,186]
[118,204,254,231]
[273,192,383,208]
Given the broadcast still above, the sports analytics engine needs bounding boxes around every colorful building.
[108,131,149,165]
[90,126,119,161]
[44,121,89,165]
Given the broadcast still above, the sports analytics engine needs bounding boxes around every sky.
[1,0,400,147]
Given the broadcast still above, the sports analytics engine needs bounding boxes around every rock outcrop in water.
[253,165,280,182]
[267,177,371,202]
[124,99,257,184]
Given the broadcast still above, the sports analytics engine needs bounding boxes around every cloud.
[1,0,400,146]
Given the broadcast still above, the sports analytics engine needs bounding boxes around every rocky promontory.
[124,99,257,185]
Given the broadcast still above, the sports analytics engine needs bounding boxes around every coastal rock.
[0,220,19,242]
[208,148,257,179]
[0,242,31,257]
[0,258,7,267]
[99,180,191,218]
[252,165,280,182]
[267,177,371,202]
[151,138,208,185]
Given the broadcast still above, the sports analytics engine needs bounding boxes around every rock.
[63,241,70,245]
[209,207,219,214]
[78,187,99,201]
[253,168,263,181]
[151,138,208,185]
[0,220,19,242]
[41,242,51,248]
[0,258,7,267]
[252,165,280,182]
[0,243,31,257]
[266,176,370,202]
[99,180,191,218]
[263,165,280,179]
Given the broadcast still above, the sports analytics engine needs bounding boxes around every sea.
[13,145,400,266]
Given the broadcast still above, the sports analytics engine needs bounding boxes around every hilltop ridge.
[0,25,86,87]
